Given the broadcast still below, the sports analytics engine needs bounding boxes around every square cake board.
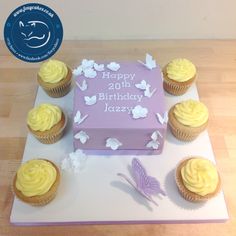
[10,84,229,225]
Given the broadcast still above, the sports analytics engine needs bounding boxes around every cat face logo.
[4,3,63,62]
[19,20,51,49]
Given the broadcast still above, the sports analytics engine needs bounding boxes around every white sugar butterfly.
[76,79,88,91]
[138,53,156,70]
[74,110,88,125]
[84,95,97,105]
[156,112,168,125]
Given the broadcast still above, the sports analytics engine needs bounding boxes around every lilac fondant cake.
[73,57,167,154]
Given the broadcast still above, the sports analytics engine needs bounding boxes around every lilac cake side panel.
[73,126,166,153]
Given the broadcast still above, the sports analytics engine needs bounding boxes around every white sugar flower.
[94,63,105,71]
[83,68,97,78]
[106,138,122,150]
[73,66,83,76]
[74,131,89,144]
[81,59,95,69]
[132,105,148,119]
[61,149,87,173]
[107,62,120,71]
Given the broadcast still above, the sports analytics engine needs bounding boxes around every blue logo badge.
[4,3,63,63]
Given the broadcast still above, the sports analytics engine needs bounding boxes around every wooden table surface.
[0,40,235,236]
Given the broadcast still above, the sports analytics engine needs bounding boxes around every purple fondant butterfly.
[117,158,166,206]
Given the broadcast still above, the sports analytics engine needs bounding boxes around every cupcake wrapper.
[12,177,58,206]
[168,122,201,141]
[38,67,72,98]
[29,190,58,206]
[32,130,65,144]
[175,173,207,202]
[42,78,71,98]
[163,79,192,96]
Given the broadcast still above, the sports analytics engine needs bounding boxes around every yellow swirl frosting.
[16,159,57,197]
[181,158,219,196]
[166,58,196,82]
[174,99,208,127]
[27,104,62,131]
[38,59,68,83]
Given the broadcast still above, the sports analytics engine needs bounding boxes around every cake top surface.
[73,60,166,129]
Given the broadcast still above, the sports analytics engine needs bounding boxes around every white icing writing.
[104,103,133,114]
[80,64,152,115]
[98,93,143,103]
[102,72,135,81]
[108,78,131,90]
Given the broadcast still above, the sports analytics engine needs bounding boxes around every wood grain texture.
[0,40,235,236]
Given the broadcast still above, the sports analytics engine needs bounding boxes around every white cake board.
[10,85,229,225]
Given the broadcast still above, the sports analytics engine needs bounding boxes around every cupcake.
[13,159,60,206]
[37,59,72,97]
[27,103,67,144]
[168,99,208,141]
[163,58,196,95]
[175,157,221,202]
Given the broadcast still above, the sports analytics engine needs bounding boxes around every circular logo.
[4,3,63,63]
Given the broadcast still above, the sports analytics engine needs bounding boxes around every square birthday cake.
[73,57,167,154]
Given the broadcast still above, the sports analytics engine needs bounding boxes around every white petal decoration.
[107,62,120,71]
[84,95,97,106]
[106,138,122,150]
[74,131,89,144]
[73,66,83,76]
[83,68,97,78]
[138,53,156,70]
[74,110,88,125]
[151,131,158,141]
[135,80,157,98]
[135,80,148,90]
[94,63,105,71]
[61,157,70,171]
[146,140,160,150]
[156,111,168,125]
[61,149,87,173]
[144,85,157,98]
[132,105,148,119]
[76,79,88,91]
[151,130,163,141]
[146,130,162,150]
[81,59,95,69]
